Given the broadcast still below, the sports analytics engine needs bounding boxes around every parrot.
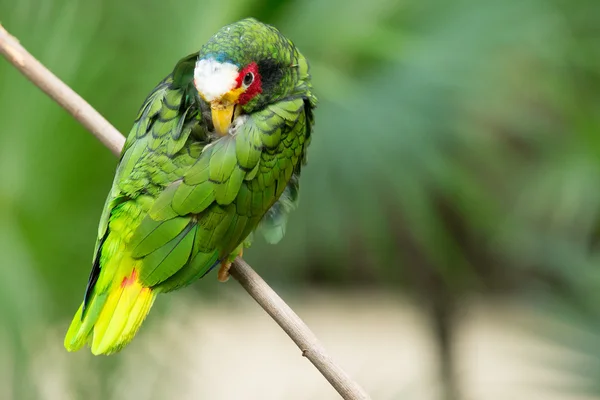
[64,17,316,355]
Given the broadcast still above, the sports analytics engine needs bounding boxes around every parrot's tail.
[64,267,156,355]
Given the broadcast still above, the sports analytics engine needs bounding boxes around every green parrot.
[64,18,316,355]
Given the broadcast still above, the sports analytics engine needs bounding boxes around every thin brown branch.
[0,24,371,400]
[230,259,371,399]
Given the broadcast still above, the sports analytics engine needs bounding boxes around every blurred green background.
[1,0,600,399]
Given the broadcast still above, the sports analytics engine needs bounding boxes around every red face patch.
[236,62,262,105]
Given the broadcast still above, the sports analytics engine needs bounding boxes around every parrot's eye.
[236,62,262,105]
[242,72,254,88]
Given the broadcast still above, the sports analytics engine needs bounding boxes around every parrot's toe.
[217,248,243,282]
[217,261,231,282]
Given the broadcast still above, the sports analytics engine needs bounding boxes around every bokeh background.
[1,0,600,399]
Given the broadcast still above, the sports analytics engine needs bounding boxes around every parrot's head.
[193,18,310,135]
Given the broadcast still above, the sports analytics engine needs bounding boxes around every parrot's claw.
[217,261,232,282]
[217,248,243,282]
[201,141,217,154]
[229,115,249,136]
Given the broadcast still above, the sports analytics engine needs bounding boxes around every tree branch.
[0,24,371,400]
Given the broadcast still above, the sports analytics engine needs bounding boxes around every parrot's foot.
[217,261,232,282]
[217,248,243,282]
[229,115,249,136]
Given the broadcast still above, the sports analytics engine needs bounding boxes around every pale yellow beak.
[210,87,244,136]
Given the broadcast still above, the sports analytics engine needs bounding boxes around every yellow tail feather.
[64,305,86,351]
[64,269,156,355]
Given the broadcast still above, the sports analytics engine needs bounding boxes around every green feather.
[155,250,219,293]
[245,161,261,181]
[117,139,147,186]
[215,166,245,204]
[250,185,264,215]
[139,222,196,286]
[259,175,300,244]
[234,183,252,216]
[235,124,262,169]
[149,183,179,220]
[172,181,216,214]
[166,110,192,154]
[196,205,236,251]
[130,216,190,258]
[262,182,276,209]
[184,154,211,185]
[209,136,237,184]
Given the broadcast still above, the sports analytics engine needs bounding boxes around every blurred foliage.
[1,0,600,398]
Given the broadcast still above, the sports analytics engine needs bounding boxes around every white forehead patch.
[193,59,239,102]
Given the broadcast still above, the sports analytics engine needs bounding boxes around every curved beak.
[210,87,244,136]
